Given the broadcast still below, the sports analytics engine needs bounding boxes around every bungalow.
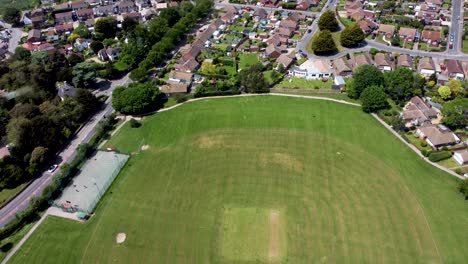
[445,59,464,80]
[71,1,87,10]
[265,44,281,59]
[267,34,288,46]
[94,5,114,16]
[277,54,294,69]
[296,0,311,11]
[453,150,468,165]
[358,19,378,34]
[46,29,59,42]
[261,0,280,7]
[252,8,268,22]
[399,27,418,42]
[168,70,193,85]
[377,24,396,39]
[401,96,438,126]
[117,0,137,13]
[220,12,237,24]
[99,47,121,61]
[55,23,75,36]
[36,43,55,54]
[421,30,441,47]
[55,11,74,23]
[397,54,413,69]
[279,19,298,31]
[31,16,44,28]
[160,83,188,95]
[27,29,42,43]
[174,58,199,72]
[353,53,374,69]
[289,59,333,80]
[57,81,76,100]
[418,57,436,76]
[276,27,293,38]
[416,124,460,149]
[223,5,238,15]
[181,46,201,61]
[76,8,94,21]
[333,57,353,77]
[374,53,393,72]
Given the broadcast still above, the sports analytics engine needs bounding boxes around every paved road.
[449,0,463,54]
[215,0,319,17]
[3,23,22,53]
[0,74,131,228]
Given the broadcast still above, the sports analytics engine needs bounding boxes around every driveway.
[4,24,23,53]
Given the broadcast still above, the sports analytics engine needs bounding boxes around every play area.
[54,151,129,215]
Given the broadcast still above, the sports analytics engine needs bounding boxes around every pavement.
[215,0,319,16]
[3,23,23,54]
[449,0,463,54]
[0,73,131,228]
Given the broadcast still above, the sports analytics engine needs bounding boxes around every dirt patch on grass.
[116,233,126,244]
[197,135,224,149]
[141,145,150,151]
[268,210,280,262]
[261,153,304,173]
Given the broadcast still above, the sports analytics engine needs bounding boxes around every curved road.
[0,74,131,228]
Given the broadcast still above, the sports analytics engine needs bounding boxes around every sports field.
[9,96,468,263]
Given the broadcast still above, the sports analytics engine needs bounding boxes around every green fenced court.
[8,96,468,263]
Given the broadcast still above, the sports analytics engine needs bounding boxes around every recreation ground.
[9,96,468,263]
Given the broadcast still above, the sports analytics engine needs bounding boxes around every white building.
[288,59,333,80]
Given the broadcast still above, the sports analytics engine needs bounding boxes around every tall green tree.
[340,23,365,47]
[318,10,338,32]
[73,24,90,38]
[347,65,385,99]
[112,83,161,114]
[72,62,97,88]
[360,86,390,113]
[94,17,118,39]
[441,98,468,128]
[2,7,21,25]
[384,67,414,101]
[238,63,269,93]
[311,30,337,55]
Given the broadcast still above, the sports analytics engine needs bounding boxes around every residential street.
[449,0,463,54]
[4,24,22,53]
[0,74,131,228]
[215,0,319,16]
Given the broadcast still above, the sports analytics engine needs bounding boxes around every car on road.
[449,42,454,49]
[48,164,58,173]
[307,29,312,33]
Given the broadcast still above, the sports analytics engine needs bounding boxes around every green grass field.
[9,96,468,263]
[238,53,259,70]
[276,78,333,89]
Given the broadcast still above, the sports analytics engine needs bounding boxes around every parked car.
[48,164,58,173]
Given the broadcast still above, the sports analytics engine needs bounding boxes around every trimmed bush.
[428,151,453,162]
[420,141,427,148]
[129,118,141,128]
[460,179,468,200]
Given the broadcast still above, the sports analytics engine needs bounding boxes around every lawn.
[238,53,259,70]
[272,92,360,104]
[0,182,28,207]
[462,39,468,53]
[9,96,468,263]
[276,78,333,89]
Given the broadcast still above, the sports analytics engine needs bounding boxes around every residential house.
[276,27,293,38]
[421,30,441,47]
[94,5,114,16]
[74,38,90,51]
[57,81,76,100]
[333,57,353,77]
[160,83,188,95]
[418,57,436,76]
[416,124,460,149]
[123,12,142,21]
[223,5,238,15]
[118,0,137,13]
[155,3,168,10]
[27,29,42,43]
[252,8,267,22]
[36,43,56,54]
[377,24,396,39]
[279,19,298,31]
[289,59,333,80]
[168,70,193,85]
[399,27,418,42]
[55,23,75,36]
[374,53,393,72]
[135,0,149,11]
[296,0,311,11]
[353,53,374,69]
[99,47,121,61]
[71,1,87,10]
[85,18,95,30]
[277,54,294,69]
[261,0,280,7]
[85,0,101,7]
[426,0,443,9]
[55,11,74,23]
[46,29,59,42]
[397,54,413,69]
[444,59,464,80]
[54,3,72,13]
[31,16,44,28]
[453,150,468,165]
[358,19,378,34]
[267,34,288,46]
[174,58,199,72]
[401,96,438,126]
[265,44,281,59]
[76,8,94,21]
[181,46,201,61]
[220,12,237,24]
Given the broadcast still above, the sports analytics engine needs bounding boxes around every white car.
[48,164,58,173]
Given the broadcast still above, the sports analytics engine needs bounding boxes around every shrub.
[428,151,452,162]
[173,94,189,104]
[420,141,427,147]
[129,118,141,128]
[454,168,462,175]
[459,179,468,199]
